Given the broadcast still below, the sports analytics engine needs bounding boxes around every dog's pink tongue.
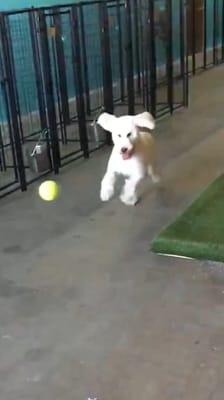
[122,150,132,160]
[122,153,130,160]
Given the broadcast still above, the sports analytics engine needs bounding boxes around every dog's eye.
[127,133,131,138]
[118,134,121,138]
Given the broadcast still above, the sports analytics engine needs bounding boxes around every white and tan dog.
[97,111,160,206]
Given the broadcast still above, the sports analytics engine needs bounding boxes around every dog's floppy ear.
[97,112,117,133]
[133,111,155,131]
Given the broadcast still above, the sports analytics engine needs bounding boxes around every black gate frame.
[0,0,192,198]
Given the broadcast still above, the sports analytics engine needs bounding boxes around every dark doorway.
[187,0,204,54]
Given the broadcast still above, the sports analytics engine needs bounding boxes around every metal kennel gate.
[0,0,190,198]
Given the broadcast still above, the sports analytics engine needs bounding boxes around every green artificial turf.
[151,175,224,263]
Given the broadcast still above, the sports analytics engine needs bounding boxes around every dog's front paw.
[120,193,138,206]
[100,185,114,202]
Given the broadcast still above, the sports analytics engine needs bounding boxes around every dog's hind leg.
[147,164,160,184]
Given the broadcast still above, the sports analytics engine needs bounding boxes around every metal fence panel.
[0,0,191,198]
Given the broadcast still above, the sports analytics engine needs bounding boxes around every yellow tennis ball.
[38,180,59,201]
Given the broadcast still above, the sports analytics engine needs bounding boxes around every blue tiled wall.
[0,0,76,11]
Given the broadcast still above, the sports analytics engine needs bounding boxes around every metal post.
[125,0,135,115]
[180,0,189,107]
[203,0,207,68]
[166,0,173,114]
[29,11,48,131]
[133,0,141,93]
[116,0,125,102]
[51,19,67,145]
[222,0,224,61]
[0,127,6,171]
[180,0,185,105]
[0,49,18,180]
[98,1,113,144]
[53,9,70,126]
[192,0,196,74]
[38,10,60,173]
[148,0,156,118]
[213,0,218,65]
[0,14,26,191]
[5,16,24,144]
[70,6,89,157]
[98,2,113,113]
[79,5,91,115]
[139,0,148,109]
[185,0,189,106]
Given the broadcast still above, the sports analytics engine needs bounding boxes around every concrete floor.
[1,66,224,400]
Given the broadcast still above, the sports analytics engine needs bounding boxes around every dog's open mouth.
[121,149,134,160]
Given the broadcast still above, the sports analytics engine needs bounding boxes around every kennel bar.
[213,0,218,65]
[38,10,61,173]
[0,129,6,171]
[180,0,189,107]
[29,12,48,131]
[0,0,190,199]
[53,9,70,127]
[70,5,89,158]
[191,0,196,74]
[148,0,156,118]
[0,13,27,191]
[133,0,141,94]
[50,20,68,145]
[124,0,135,115]
[79,4,91,115]
[98,2,113,114]
[0,49,18,181]
[99,1,117,145]
[138,0,148,110]
[5,16,25,144]
[222,0,224,61]
[166,0,174,114]
[203,0,207,68]
[115,0,125,102]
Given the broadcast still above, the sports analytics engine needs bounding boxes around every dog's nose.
[121,147,128,154]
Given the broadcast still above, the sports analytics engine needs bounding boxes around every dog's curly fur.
[98,111,160,206]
